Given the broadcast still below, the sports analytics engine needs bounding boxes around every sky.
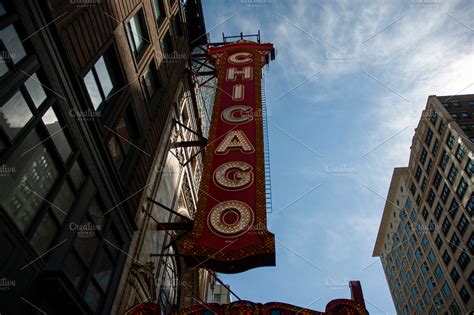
[201,0,474,313]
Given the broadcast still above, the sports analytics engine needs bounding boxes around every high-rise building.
[373,95,474,314]
[0,0,219,314]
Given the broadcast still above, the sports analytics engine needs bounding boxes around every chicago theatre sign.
[183,40,276,273]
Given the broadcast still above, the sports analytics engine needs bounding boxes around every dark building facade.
[0,0,209,314]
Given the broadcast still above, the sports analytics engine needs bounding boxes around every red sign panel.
[183,41,275,273]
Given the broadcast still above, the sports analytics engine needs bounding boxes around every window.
[63,198,119,313]
[441,218,451,236]
[172,14,183,38]
[0,129,59,232]
[142,60,160,101]
[458,252,470,270]
[430,111,438,125]
[434,203,443,221]
[447,164,458,183]
[469,272,474,289]
[461,112,470,119]
[449,233,460,252]
[420,148,428,164]
[448,198,458,218]
[450,267,460,283]
[151,0,165,24]
[426,159,433,175]
[0,24,27,75]
[422,207,429,220]
[468,233,474,254]
[438,120,445,134]
[465,159,474,177]
[451,101,461,107]
[460,286,470,303]
[441,282,452,299]
[446,133,455,149]
[428,251,436,264]
[456,178,468,198]
[42,107,73,162]
[432,138,440,155]
[459,124,469,131]
[84,52,117,110]
[24,73,48,108]
[422,235,429,249]
[0,91,33,140]
[442,250,451,265]
[425,128,433,145]
[433,171,442,189]
[440,150,449,170]
[421,177,428,191]
[440,184,450,204]
[415,166,422,181]
[435,235,442,249]
[410,183,417,195]
[434,265,443,281]
[107,110,137,168]
[457,215,468,235]
[467,194,474,215]
[451,113,459,119]
[161,31,174,56]
[455,144,464,161]
[126,9,150,58]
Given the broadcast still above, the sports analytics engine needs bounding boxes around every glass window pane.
[24,73,47,108]
[129,15,143,51]
[95,56,113,98]
[30,212,58,253]
[0,91,33,139]
[84,281,103,312]
[0,129,59,232]
[116,117,131,154]
[143,64,157,99]
[42,107,72,161]
[69,161,85,189]
[152,0,163,20]
[108,136,123,167]
[0,25,27,64]
[52,182,75,223]
[73,227,99,267]
[94,250,114,291]
[84,70,102,110]
[0,2,6,16]
[0,58,8,77]
[63,252,86,289]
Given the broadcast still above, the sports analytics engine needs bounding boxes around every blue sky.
[201,1,474,313]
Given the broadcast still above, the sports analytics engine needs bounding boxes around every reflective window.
[0,129,59,232]
[24,73,47,108]
[42,107,72,162]
[52,182,75,223]
[152,0,165,22]
[84,54,116,110]
[0,25,27,64]
[126,10,149,57]
[0,91,33,139]
[142,60,159,100]
[30,212,58,253]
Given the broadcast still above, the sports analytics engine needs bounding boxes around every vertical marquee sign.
[183,40,275,273]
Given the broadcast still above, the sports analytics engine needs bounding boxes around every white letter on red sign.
[221,105,253,124]
[232,85,245,101]
[215,130,254,154]
[228,52,253,64]
[226,67,253,81]
[214,161,253,190]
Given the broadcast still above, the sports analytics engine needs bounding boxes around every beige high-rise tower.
[373,95,474,314]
